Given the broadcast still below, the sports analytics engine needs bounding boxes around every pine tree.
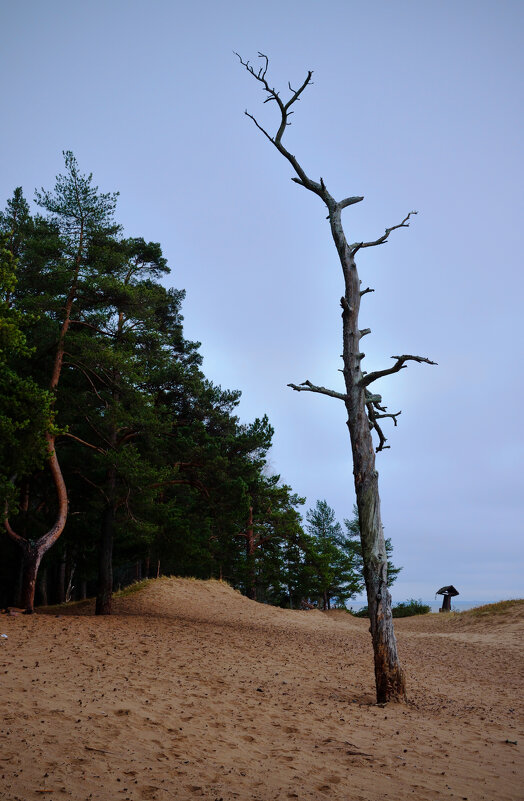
[343,505,402,592]
[304,500,361,609]
[2,153,119,610]
[1,156,307,613]
[0,231,53,514]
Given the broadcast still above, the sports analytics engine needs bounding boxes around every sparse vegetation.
[392,599,431,617]
[463,599,524,617]
[114,579,154,598]
[353,598,430,618]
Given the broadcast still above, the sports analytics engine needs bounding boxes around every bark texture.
[336,211,406,703]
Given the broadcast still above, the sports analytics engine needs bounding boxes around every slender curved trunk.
[4,224,83,611]
[5,434,68,612]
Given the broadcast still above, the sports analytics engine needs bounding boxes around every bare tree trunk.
[350,426,406,701]
[237,54,435,701]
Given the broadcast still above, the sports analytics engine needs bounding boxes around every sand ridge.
[1,577,522,800]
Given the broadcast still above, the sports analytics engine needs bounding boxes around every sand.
[1,578,522,801]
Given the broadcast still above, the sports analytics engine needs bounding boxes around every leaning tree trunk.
[4,220,84,612]
[5,434,68,613]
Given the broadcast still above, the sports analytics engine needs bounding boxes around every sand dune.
[1,578,522,800]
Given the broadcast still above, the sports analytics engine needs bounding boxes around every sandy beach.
[1,578,522,800]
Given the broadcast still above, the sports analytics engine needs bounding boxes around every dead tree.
[237,53,436,703]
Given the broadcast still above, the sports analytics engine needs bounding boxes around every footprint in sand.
[139,786,161,800]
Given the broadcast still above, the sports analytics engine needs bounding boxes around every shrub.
[352,598,430,618]
[392,598,430,617]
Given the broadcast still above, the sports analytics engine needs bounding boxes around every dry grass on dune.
[1,577,522,801]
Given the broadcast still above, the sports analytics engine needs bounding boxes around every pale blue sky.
[2,0,523,601]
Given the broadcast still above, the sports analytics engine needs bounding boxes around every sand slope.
[1,578,522,801]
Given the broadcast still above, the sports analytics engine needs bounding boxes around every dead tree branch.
[287,380,347,401]
[350,212,417,256]
[236,51,363,209]
[360,355,438,388]
[365,390,401,453]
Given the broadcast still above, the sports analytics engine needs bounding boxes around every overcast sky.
[2,0,522,602]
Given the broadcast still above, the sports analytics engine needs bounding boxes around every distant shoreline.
[347,600,495,614]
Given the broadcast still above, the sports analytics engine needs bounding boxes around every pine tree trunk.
[95,504,114,615]
[38,567,48,606]
[5,433,68,613]
[19,548,43,613]
[58,550,66,604]
[14,559,23,608]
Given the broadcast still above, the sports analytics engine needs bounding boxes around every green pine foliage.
[0,155,401,612]
[301,500,364,609]
[0,155,305,608]
[0,226,54,512]
[344,504,402,591]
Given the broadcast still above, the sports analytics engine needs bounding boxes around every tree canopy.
[0,154,399,614]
